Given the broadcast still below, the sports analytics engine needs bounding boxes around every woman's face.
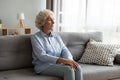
[42,15,54,32]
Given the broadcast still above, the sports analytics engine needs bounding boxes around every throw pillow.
[78,39,120,66]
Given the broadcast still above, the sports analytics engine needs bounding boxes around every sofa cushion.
[0,64,120,80]
[79,39,120,66]
[59,32,103,61]
[0,35,33,71]
[81,64,120,80]
[0,68,61,80]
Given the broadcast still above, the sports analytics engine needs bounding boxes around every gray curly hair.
[35,9,54,30]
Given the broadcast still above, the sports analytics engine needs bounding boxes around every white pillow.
[78,39,120,66]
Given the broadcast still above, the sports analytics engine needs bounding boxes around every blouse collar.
[40,30,55,37]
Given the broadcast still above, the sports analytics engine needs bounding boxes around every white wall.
[0,0,46,33]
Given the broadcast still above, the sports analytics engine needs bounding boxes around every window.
[86,0,120,43]
[53,0,86,32]
[53,0,120,43]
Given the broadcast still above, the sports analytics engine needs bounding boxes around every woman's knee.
[77,65,82,71]
[64,66,74,74]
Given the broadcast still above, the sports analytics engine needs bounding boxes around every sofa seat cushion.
[0,68,61,80]
[0,64,120,80]
[80,63,120,80]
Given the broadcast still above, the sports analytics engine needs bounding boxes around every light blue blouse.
[31,31,73,73]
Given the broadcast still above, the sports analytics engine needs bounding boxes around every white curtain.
[86,0,120,43]
[54,0,120,42]
[61,0,86,32]
[86,0,120,31]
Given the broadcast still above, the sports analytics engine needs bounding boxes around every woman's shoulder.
[52,32,61,38]
[31,31,41,38]
[52,32,63,41]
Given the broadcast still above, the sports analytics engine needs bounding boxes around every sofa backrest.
[0,35,33,71]
[59,32,102,61]
[0,32,102,71]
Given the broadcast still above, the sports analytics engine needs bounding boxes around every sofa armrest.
[114,54,120,64]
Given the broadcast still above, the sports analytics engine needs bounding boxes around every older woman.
[31,9,83,80]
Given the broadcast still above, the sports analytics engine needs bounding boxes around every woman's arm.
[56,34,79,70]
[56,35,73,60]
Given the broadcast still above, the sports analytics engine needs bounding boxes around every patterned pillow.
[78,39,120,66]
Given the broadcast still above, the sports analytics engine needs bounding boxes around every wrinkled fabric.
[31,31,73,73]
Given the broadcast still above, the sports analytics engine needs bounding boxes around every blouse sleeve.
[56,35,73,60]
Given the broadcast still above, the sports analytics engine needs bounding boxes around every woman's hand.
[56,58,79,71]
